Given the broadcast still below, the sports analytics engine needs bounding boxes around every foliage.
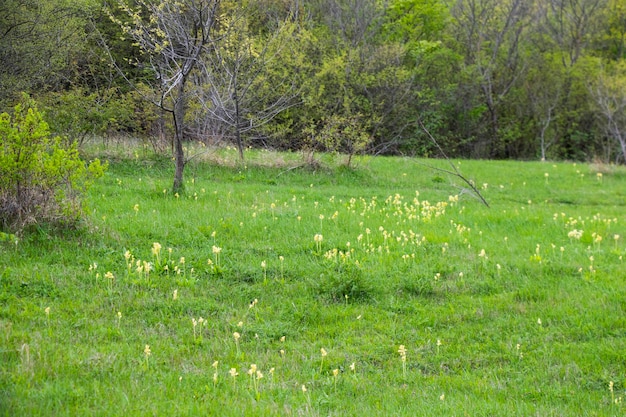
[4,0,626,163]
[0,0,101,106]
[37,88,151,143]
[0,97,106,231]
[306,113,372,167]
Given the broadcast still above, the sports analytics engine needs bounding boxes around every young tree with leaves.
[107,0,220,193]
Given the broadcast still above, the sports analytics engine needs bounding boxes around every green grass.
[1,146,626,416]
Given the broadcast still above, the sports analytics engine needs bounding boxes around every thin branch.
[418,119,490,208]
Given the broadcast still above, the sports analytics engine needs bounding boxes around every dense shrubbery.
[0,97,107,232]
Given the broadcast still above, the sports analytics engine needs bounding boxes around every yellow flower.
[44,306,50,316]
[229,368,238,378]
[332,368,339,377]
[233,332,241,341]
[320,348,328,357]
[248,364,257,375]
[144,344,151,356]
[398,344,407,360]
[151,242,162,256]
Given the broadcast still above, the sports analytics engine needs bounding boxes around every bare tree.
[539,0,606,68]
[524,57,563,161]
[195,3,301,162]
[592,64,626,163]
[451,0,531,155]
[532,0,606,159]
[107,0,220,192]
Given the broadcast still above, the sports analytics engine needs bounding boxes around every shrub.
[0,96,107,232]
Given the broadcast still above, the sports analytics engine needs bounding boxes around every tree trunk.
[172,83,187,193]
[233,77,245,163]
[619,134,626,163]
[173,129,185,193]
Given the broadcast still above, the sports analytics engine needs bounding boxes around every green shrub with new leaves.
[306,114,373,167]
[0,96,107,231]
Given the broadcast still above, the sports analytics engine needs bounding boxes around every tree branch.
[418,119,490,208]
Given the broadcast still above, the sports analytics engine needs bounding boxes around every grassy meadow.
[1,145,626,416]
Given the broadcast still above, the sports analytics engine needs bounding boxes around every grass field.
[1,146,626,416]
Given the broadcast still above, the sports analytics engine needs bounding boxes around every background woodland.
[2,0,626,163]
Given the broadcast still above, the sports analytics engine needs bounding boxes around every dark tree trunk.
[172,83,187,193]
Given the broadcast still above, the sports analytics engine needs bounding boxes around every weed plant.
[1,145,625,415]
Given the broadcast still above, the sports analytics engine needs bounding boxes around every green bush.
[0,96,107,231]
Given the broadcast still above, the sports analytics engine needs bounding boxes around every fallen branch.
[418,120,490,208]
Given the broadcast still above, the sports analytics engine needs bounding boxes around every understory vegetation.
[1,145,625,415]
